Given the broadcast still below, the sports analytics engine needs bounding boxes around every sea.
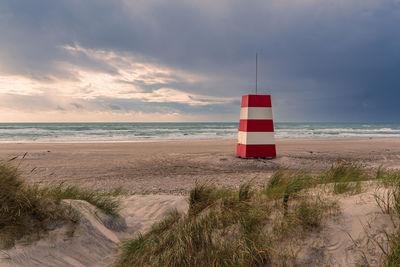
[0,122,400,143]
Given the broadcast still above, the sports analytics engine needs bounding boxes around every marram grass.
[377,167,400,266]
[0,161,120,248]
[116,160,400,267]
[116,183,339,266]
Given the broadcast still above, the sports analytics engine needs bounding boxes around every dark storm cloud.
[1,0,400,121]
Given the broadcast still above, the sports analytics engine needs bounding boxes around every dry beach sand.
[1,138,400,266]
[1,138,400,194]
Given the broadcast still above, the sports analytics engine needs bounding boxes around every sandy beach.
[1,138,400,194]
[2,138,400,266]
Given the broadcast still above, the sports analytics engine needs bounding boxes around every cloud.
[0,44,234,117]
[0,0,400,122]
[0,41,236,122]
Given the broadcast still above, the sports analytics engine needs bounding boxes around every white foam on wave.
[0,123,399,143]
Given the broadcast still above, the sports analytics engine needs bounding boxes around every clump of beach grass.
[264,160,368,202]
[316,160,369,195]
[332,180,362,195]
[378,167,400,188]
[318,160,369,183]
[117,159,399,266]
[0,161,120,249]
[37,184,121,216]
[116,179,339,266]
[372,167,400,266]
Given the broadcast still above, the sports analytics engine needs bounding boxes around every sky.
[0,0,399,122]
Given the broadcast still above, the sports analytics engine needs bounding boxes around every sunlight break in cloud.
[58,44,234,106]
[0,44,236,122]
[0,44,233,106]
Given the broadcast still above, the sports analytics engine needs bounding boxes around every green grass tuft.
[386,230,400,267]
[0,161,120,248]
[189,183,230,217]
[317,159,369,183]
[333,181,362,195]
[116,180,338,267]
[117,159,397,266]
[293,198,339,231]
[38,184,121,216]
[373,167,400,266]
[0,162,73,248]
[378,167,400,188]
[238,182,252,201]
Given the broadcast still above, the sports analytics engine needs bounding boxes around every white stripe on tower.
[240,107,273,120]
[238,132,275,145]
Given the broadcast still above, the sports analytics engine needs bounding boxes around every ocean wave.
[0,122,399,142]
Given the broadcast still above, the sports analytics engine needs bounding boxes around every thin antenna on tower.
[255,53,258,95]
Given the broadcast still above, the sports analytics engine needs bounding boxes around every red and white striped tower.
[236,94,276,158]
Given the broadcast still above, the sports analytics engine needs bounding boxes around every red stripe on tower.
[241,95,272,108]
[236,95,276,158]
[239,120,274,132]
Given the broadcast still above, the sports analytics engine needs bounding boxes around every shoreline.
[0,136,399,144]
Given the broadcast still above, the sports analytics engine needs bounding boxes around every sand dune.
[0,195,187,267]
[1,190,395,266]
[299,189,395,266]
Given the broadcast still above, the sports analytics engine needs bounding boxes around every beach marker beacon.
[236,94,276,158]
